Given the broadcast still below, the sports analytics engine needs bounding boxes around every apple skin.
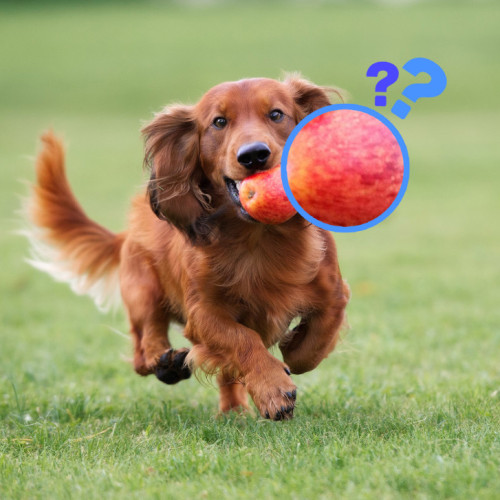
[287,109,404,227]
[239,164,297,224]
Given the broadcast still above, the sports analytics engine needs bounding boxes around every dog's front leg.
[280,279,350,374]
[120,241,191,384]
[184,303,297,420]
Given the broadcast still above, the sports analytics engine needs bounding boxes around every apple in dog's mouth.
[224,176,254,220]
[225,166,298,225]
[238,165,297,225]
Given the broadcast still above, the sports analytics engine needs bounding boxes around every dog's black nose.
[237,142,271,169]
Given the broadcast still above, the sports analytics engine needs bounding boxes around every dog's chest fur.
[201,222,327,345]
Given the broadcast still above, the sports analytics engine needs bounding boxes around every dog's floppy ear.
[284,74,345,122]
[142,105,211,232]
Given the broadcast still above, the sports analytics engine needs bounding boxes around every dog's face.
[196,79,298,212]
[142,75,337,235]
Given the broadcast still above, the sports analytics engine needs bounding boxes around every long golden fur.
[26,75,350,420]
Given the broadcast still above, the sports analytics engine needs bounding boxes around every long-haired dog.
[25,75,350,420]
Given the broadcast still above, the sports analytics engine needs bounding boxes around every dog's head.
[142,75,340,239]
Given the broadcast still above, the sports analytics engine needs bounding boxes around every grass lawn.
[1,1,499,498]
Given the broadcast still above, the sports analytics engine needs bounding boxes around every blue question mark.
[366,61,399,107]
[392,58,447,119]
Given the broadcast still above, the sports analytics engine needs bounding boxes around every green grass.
[1,1,499,498]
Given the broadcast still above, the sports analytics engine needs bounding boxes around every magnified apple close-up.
[286,109,405,227]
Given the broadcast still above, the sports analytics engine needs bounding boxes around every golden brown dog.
[26,75,350,420]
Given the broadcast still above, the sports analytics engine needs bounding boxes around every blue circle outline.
[281,104,410,232]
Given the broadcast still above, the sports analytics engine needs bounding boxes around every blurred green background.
[1,1,499,498]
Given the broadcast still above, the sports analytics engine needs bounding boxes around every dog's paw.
[264,389,297,421]
[246,365,297,421]
[154,348,191,385]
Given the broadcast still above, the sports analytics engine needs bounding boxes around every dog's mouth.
[224,177,256,221]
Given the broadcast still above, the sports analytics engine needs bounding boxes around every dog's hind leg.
[120,240,191,384]
[217,372,249,414]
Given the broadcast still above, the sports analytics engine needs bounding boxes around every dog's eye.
[212,117,228,129]
[269,109,285,123]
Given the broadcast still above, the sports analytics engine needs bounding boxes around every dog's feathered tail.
[22,132,125,312]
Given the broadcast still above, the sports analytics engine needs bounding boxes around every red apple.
[239,164,296,224]
[287,109,404,226]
